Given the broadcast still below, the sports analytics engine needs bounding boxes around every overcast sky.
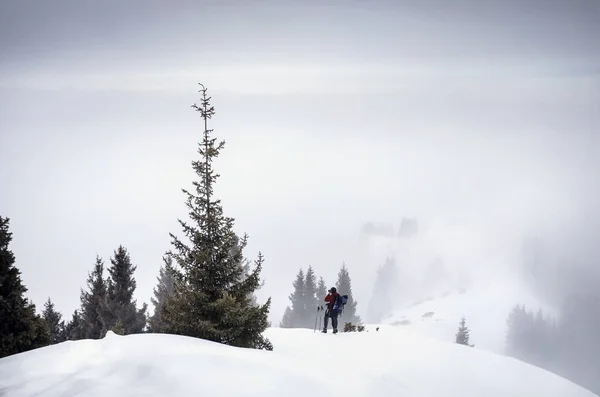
[1,0,599,323]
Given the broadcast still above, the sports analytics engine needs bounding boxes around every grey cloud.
[1,0,599,334]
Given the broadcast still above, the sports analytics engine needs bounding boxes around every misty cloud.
[1,5,599,391]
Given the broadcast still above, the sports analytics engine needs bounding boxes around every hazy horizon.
[1,0,599,329]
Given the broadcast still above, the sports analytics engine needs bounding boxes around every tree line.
[504,300,600,395]
[279,263,361,329]
[40,246,147,344]
[0,83,272,359]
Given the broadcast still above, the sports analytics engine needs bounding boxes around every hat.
[329,287,337,293]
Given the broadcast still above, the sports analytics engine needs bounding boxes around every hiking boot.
[321,329,327,333]
[333,328,338,334]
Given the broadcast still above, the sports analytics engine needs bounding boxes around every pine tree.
[103,245,147,335]
[64,310,85,341]
[335,262,361,325]
[79,255,109,339]
[304,266,318,322]
[455,316,474,347]
[280,268,306,328]
[317,276,327,302]
[148,255,176,333]
[0,216,50,358]
[42,298,66,344]
[161,83,272,350]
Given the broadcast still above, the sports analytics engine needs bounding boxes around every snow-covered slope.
[381,283,556,354]
[1,326,596,397]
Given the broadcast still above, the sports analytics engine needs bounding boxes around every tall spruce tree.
[455,316,474,347]
[79,255,109,339]
[42,298,66,344]
[148,255,176,333]
[0,216,50,358]
[103,245,147,335]
[161,83,272,350]
[335,263,361,325]
[304,266,318,322]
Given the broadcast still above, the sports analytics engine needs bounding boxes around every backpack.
[332,294,349,315]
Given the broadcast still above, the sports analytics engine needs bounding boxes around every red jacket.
[324,292,340,310]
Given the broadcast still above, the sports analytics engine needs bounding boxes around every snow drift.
[0,326,597,397]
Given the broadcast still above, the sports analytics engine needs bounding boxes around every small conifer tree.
[42,298,66,344]
[103,245,147,335]
[79,256,109,339]
[455,316,474,347]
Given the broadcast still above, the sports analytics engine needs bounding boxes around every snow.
[381,283,558,354]
[1,327,597,397]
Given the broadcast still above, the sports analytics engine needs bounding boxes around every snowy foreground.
[0,326,597,397]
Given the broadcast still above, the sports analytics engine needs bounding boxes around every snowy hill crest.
[0,326,597,397]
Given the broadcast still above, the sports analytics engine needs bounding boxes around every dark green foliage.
[455,316,474,347]
[111,320,125,335]
[42,298,66,344]
[64,310,86,340]
[163,252,272,350]
[0,216,50,358]
[102,245,147,335]
[79,256,109,339]
[148,256,176,333]
[160,84,272,351]
[240,246,264,308]
[336,263,361,325]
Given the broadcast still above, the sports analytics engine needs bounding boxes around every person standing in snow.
[323,287,341,334]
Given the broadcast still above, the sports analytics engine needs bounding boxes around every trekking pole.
[314,306,321,333]
[318,306,322,331]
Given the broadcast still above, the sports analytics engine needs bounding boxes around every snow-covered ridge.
[1,326,596,397]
